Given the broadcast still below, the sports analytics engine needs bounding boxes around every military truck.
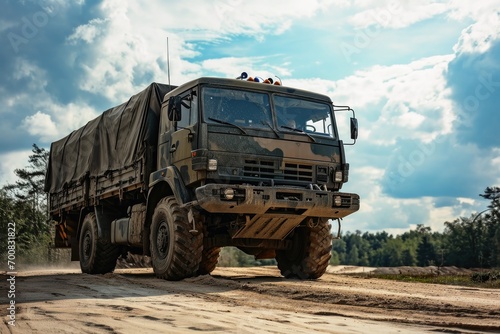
[45,74,359,280]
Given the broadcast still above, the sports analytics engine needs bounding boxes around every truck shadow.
[1,268,293,308]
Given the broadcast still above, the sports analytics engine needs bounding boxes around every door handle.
[170,143,177,153]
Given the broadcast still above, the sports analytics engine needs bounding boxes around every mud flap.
[94,206,113,243]
[71,237,79,261]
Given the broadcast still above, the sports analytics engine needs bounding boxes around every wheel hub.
[156,221,170,259]
[82,231,92,260]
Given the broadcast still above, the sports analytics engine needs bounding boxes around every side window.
[160,101,170,134]
[177,90,198,129]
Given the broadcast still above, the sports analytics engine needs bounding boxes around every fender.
[148,165,191,205]
[143,166,192,255]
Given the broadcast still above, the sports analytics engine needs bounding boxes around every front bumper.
[195,184,359,219]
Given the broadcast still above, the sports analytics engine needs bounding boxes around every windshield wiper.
[208,117,247,135]
[261,120,280,138]
[280,126,316,142]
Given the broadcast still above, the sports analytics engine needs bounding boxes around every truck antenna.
[167,37,171,88]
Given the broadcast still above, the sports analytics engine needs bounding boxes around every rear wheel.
[150,196,203,280]
[79,212,120,274]
[276,218,332,279]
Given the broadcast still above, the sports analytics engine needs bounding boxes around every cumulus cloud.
[446,14,500,149]
[67,18,107,44]
[0,149,32,185]
[448,0,500,22]
[381,136,497,197]
[348,0,449,29]
[21,98,99,143]
[200,56,292,79]
[21,111,58,142]
[330,55,455,145]
[64,0,336,103]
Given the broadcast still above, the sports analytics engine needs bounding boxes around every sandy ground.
[1,265,499,334]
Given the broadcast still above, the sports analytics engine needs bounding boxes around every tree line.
[0,145,499,269]
[0,144,52,265]
[332,186,500,268]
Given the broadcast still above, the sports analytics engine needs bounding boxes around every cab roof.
[163,77,333,103]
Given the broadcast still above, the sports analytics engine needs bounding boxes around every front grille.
[242,159,314,182]
[243,159,275,178]
[284,163,313,182]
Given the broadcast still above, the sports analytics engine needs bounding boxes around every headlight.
[208,159,218,171]
[334,171,343,182]
[223,188,235,200]
[334,195,342,207]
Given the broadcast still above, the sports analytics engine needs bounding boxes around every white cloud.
[345,0,500,33]
[21,111,58,142]
[21,101,99,143]
[453,11,500,54]
[12,58,48,88]
[67,18,107,44]
[396,111,425,129]
[348,0,449,29]
[200,56,293,79]
[0,150,32,186]
[492,149,500,185]
[448,0,500,21]
[124,0,333,37]
[65,0,337,103]
[312,55,455,145]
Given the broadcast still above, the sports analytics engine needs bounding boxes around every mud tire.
[276,218,332,279]
[197,247,221,275]
[150,196,203,280]
[79,212,120,274]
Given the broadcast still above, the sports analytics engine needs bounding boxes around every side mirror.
[350,117,358,140]
[168,96,182,121]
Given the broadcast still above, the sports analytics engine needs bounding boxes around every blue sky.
[1,0,499,234]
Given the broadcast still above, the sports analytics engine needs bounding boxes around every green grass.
[358,271,500,289]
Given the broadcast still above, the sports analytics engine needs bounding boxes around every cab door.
[169,89,199,185]
[158,101,172,170]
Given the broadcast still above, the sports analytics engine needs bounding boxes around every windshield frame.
[200,85,337,139]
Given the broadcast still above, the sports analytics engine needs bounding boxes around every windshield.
[274,95,335,138]
[202,87,272,129]
[201,87,335,138]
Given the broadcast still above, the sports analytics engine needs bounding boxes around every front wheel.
[150,196,203,280]
[79,212,120,274]
[276,218,332,279]
[197,247,221,275]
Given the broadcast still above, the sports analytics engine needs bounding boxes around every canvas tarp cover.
[45,82,172,193]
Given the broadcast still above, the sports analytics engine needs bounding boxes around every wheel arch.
[144,166,192,256]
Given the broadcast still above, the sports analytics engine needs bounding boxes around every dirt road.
[1,266,499,333]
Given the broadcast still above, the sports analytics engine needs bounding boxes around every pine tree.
[1,144,51,264]
[479,187,500,267]
[417,235,436,266]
